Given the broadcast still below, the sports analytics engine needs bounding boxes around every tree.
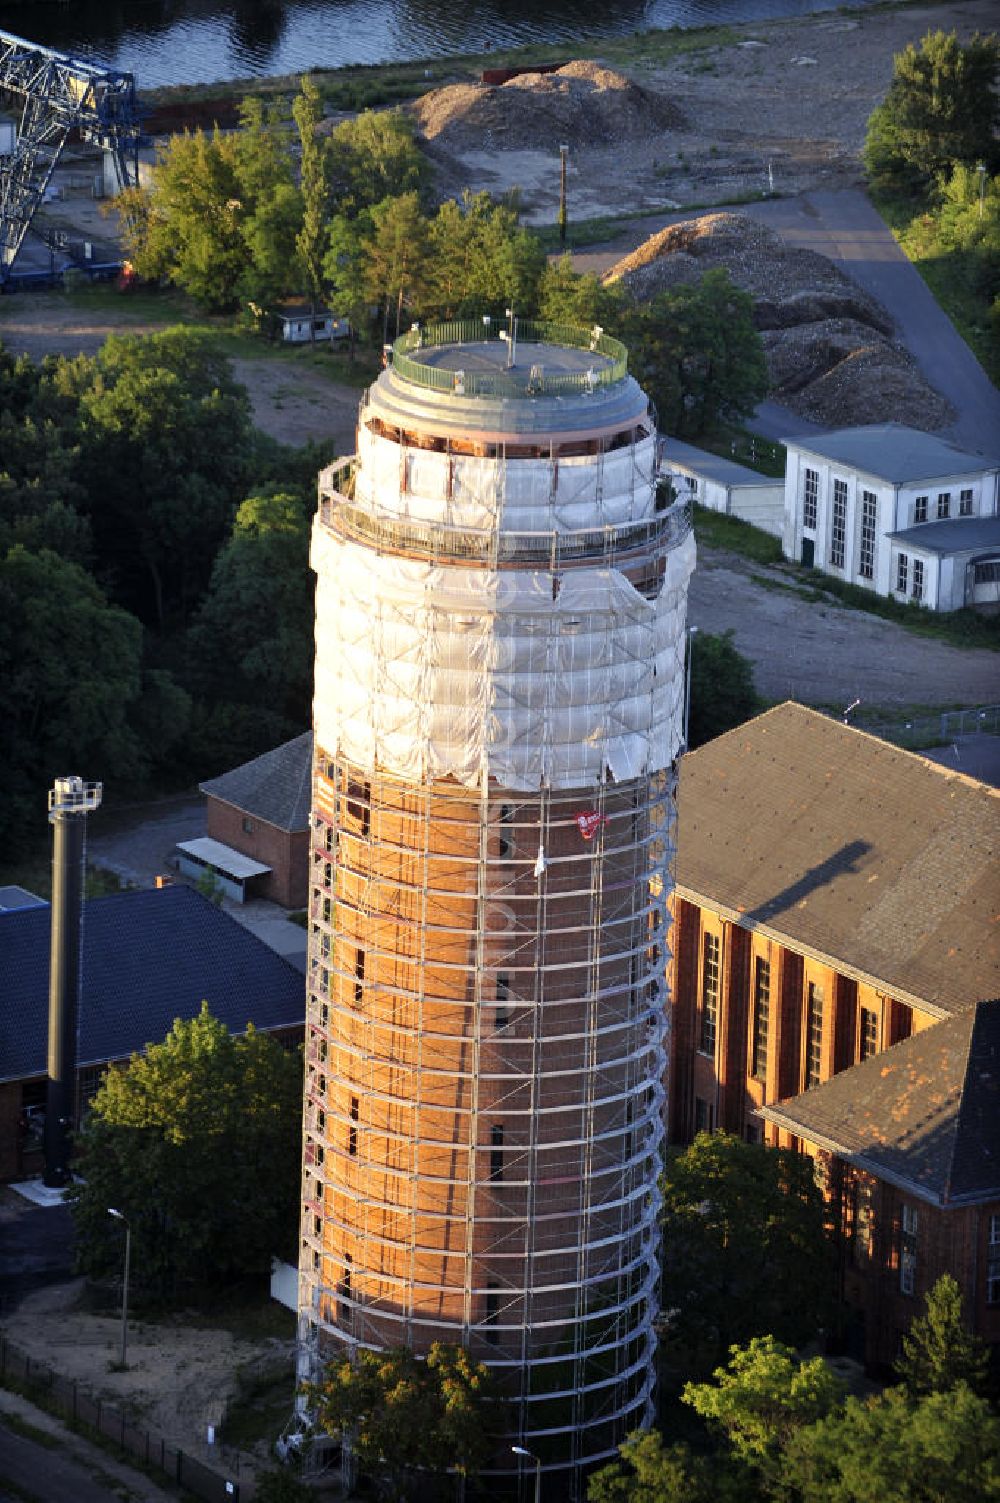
[587,1429,745,1503]
[184,489,314,725]
[0,544,144,850]
[782,1382,1000,1503]
[427,191,544,320]
[328,108,429,215]
[537,254,621,326]
[293,75,330,317]
[683,1336,844,1489]
[621,271,768,438]
[307,1343,494,1500]
[688,628,759,748]
[864,30,1000,198]
[895,1273,989,1398]
[232,95,302,305]
[70,1003,302,1301]
[658,1133,836,1369]
[364,192,433,339]
[73,330,255,629]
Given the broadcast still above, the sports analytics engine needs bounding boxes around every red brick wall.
[205,797,308,907]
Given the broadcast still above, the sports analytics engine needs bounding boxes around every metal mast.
[0,28,139,279]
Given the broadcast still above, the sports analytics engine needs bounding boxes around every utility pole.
[558,143,569,247]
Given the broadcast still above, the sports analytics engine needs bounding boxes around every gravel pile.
[412,60,684,153]
[604,213,952,430]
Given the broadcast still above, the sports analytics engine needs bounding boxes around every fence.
[0,1333,248,1501]
[858,703,1000,749]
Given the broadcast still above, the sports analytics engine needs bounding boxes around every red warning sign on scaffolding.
[575,811,608,841]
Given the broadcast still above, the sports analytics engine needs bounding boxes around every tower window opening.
[499,804,514,859]
[348,1094,359,1156]
[495,972,511,1029]
[490,1124,504,1182]
[485,1282,500,1342]
[346,778,370,836]
[354,947,366,1004]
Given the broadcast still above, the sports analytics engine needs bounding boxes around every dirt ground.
[419,2,998,221]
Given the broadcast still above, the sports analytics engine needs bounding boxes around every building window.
[338,1253,352,1302]
[806,982,823,1087]
[348,1095,359,1157]
[896,552,909,594]
[900,1204,918,1295]
[354,946,365,1004]
[694,1097,715,1135]
[937,491,951,519]
[859,491,877,580]
[346,778,370,836]
[242,815,254,834]
[830,478,847,568]
[914,494,928,523]
[988,1214,1000,1306]
[959,487,974,517]
[973,560,1000,585]
[751,957,771,1081]
[484,1283,500,1343]
[699,932,720,1056]
[912,558,924,602]
[803,467,818,530]
[859,1005,879,1061]
[853,1179,873,1267]
[490,1124,504,1182]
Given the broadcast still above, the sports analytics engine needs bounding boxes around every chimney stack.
[44,775,102,1188]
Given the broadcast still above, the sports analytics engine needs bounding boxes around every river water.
[7,0,888,89]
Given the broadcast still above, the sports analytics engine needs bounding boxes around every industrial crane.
[0,27,139,281]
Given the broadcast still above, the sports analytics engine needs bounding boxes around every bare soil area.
[418,3,998,220]
[691,547,1000,709]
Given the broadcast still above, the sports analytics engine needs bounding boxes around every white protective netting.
[355,426,658,534]
[312,520,695,791]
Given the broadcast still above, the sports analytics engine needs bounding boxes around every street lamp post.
[108,1208,131,1369]
[511,1445,541,1503]
[683,625,699,751]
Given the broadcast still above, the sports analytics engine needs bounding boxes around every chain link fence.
[857,703,1000,750]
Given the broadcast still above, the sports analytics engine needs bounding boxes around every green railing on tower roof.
[389,319,629,398]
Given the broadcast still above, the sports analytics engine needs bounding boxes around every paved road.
[0,1392,180,1503]
[575,188,1000,455]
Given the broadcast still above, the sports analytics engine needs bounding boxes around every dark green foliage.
[69,1003,302,1301]
[658,1134,836,1371]
[895,1273,989,1398]
[327,108,431,215]
[307,1344,494,1499]
[587,1430,746,1502]
[620,270,768,438]
[781,1382,1000,1502]
[863,30,1000,199]
[687,628,759,748]
[0,545,145,851]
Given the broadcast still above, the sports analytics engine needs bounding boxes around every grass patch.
[0,1411,61,1449]
[692,503,783,564]
[0,1474,44,1503]
[534,212,639,252]
[693,427,786,479]
[797,568,1000,650]
[221,1359,296,1450]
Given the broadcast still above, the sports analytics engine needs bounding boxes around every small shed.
[176,836,271,903]
[664,437,784,538]
[272,304,350,344]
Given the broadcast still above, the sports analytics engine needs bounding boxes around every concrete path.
[0,1390,178,1503]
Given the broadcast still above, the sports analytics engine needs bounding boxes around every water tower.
[298,317,695,1491]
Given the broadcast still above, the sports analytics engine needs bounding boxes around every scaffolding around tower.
[299,320,695,1491]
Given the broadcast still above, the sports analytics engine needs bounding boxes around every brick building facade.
[200,732,312,909]
[669,703,1000,1365]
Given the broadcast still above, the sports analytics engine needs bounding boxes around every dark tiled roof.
[200,732,312,833]
[0,886,305,1083]
[887,516,1000,555]
[760,1000,1000,1206]
[676,703,1000,1016]
[782,424,999,482]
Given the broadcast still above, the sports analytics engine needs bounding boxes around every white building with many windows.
[782,424,1000,612]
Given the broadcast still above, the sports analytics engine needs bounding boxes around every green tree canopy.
[895,1273,989,1398]
[688,628,759,748]
[307,1343,494,1499]
[864,30,1000,198]
[620,270,768,438]
[70,1003,302,1300]
[683,1336,844,1487]
[587,1429,745,1503]
[659,1133,836,1369]
[0,544,145,849]
[184,489,314,725]
[328,108,430,215]
[782,1382,1000,1503]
